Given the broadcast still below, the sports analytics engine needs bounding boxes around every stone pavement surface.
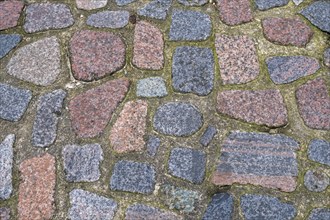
[0,0,329,219]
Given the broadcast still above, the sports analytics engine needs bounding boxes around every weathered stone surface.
[138,0,172,20]
[69,79,129,138]
[110,160,156,194]
[87,11,129,28]
[304,170,329,192]
[69,189,117,220]
[217,90,288,127]
[116,0,136,6]
[125,204,181,220]
[300,1,330,33]
[69,30,125,81]
[296,78,330,130]
[18,153,55,220]
[137,77,168,97]
[262,17,313,47]
[0,83,32,122]
[0,34,21,59]
[76,0,108,10]
[0,208,10,220]
[0,135,15,200]
[32,89,66,147]
[133,21,164,70]
[0,1,24,30]
[153,102,203,136]
[212,131,300,192]
[308,139,330,166]
[146,135,160,157]
[178,0,207,6]
[215,35,259,84]
[240,194,296,220]
[266,56,320,84]
[169,10,211,41]
[200,126,217,147]
[324,48,330,67]
[217,0,253,26]
[110,100,148,153]
[255,0,289,10]
[308,208,330,220]
[293,0,304,5]
[202,193,234,220]
[7,37,61,86]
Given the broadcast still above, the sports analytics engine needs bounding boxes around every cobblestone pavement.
[0,0,329,219]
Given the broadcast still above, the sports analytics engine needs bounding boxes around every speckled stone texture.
[138,0,172,20]
[0,34,21,59]
[137,77,168,97]
[178,0,207,6]
[293,0,304,5]
[153,102,203,136]
[296,78,330,130]
[0,83,32,122]
[110,160,156,194]
[266,56,320,84]
[69,189,117,220]
[200,126,217,147]
[0,135,15,200]
[0,208,10,220]
[324,48,330,67]
[110,100,148,153]
[172,46,214,95]
[300,1,330,33]
[87,11,129,28]
[215,34,259,84]
[212,131,299,192]
[69,79,129,138]
[217,0,253,26]
[18,154,55,220]
[146,135,160,157]
[262,17,313,47]
[169,10,211,41]
[217,90,288,127]
[116,0,136,6]
[0,1,24,30]
[133,21,164,70]
[7,37,61,86]
[240,194,296,220]
[255,0,289,10]
[69,30,125,81]
[76,0,108,10]
[32,89,66,147]
[202,193,234,220]
[308,208,330,220]
[125,204,181,220]
[304,170,329,192]
[308,139,330,166]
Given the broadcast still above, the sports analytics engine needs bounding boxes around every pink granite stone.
[217,0,253,26]
[0,1,24,30]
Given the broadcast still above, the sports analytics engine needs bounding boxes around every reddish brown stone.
[69,79,130,138]
[69,30,126,81]
[217,89,288,127]
[0,1,24,30]
[217,0,253,26]
[262,17,313,47]
[18,153,55,220]
[110,100,148,153]
[133,21,164,70]
[296,78,330,130]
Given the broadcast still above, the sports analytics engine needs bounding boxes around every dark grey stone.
[255,0,289,10]
[172,46,214,95]
[308,208,330,220]
[0,34,21,59]
[0,207,10,220]
[137,77,168,98]
[324,48,330,67]
[146,135,160,157]
[116,0,136,6]
[240,194,296,220]
[0,83,32,122]
[169,10,211,41]
[153,102,203,136]
[304,170,329,192]
[200,126,217,147]
[63,144,103,182]
[178,0,208,6]
[87,11,129,28]
[0,135,15,200]
[202,193,234,220]
[69,189,117,220]
[110,160,156,194]
[125,204,180,219]
[137,0,172,20]
[308,139,330,166]
[32,89,66,147]
[300,1,330,33]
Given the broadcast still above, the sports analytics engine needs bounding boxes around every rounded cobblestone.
[308,139,330,166]
[304,170,329,192]
[308,208,330,220]
[300,1,330,33]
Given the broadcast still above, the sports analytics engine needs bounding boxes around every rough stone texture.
[7,37,61,86]
[200,126,217,147]
[293,0,304,5]
[217,0,253,26]
[0,135,15,200]
[24,3,74,33]
[178,0,207,6]
[110,100,148,153]
[138,0,172,20]
[137,77,168,97]
[32,89,67,147]
[133,21,164,70]
[153,102,203,136]
[0,34,22,59]
[69,79,129,138]
[76,0,108,10]
[69,30,126,81]
[125,204,181,220]
[212,131,300,192]
[18,153,55,220]
[87,11,129,29]
[63,144,103,182]
[262,17,313,47]
[146,135,160,157]
[255,0,289,10]
[69,189,117,220]
[300,1,330,33]
[0,208,10,220]
[202,193,234,220]
[116,0,136,6]
[0,83,32,122]
[296,78,330,130]
[266,56,320,84]
[308,139,330,166]
[215,35,259,84]
[110,160,156,194]
[217,89,288,127]
[169,10,211,41]
[169,147,206,184]
[0,1,24,30]
[240,194,296,220]
[304,170,329,192]
[308,208,330,220]
[324,48,330,67]
[172,46,214,95]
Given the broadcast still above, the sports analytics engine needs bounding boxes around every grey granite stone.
[0,83,32,122]
[169,10,211,41]
[324,48,330,67]
[202,193,234,220]
[146,135,160,157]
[87,11,129,29]
[110,160,156,194]
[125,204,181,219]
[293,0,304,5]
[308,139,330,166]
[69,189,117,220]
[255,0,289,10]
[0,34,21,59]
[116,0,136,6]
[172,46,214,95]
[0,207,10,220]
[304,170,329,192]
[300,1,330,33]
[0,135,15,200]
[138,0,172,20]
[32,89,66,147]
[153,102,203,136]
[178,0,208,6]
[76,0,108,10]
[200,126,217,147]
[63,144,103,182]
[308,208,330,220]
[137,77,168,98]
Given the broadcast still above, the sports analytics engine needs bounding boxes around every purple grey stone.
[137,0,172,20]
[87,11,129,29]
[200,126,217,147]
[300,1,330,33]
[0,135,15,200]
[255,0,289,10]
[308,139,330,166]
[202,193,234,220]
[308,208,330,220]
[304,170,329,192]
[0,34,21,59]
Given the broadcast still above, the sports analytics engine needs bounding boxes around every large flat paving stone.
[87,10,129,28]
[76,0,108,10]
[0,1,24,30]
[217,0,253,26]
[202,193,234,220]
[137,77,168,98]
[125,204,181,220]
[308,139,330,166]
[308,208,330,220]
[0,34,22,59]
[255,0,289,10]
[0,135,15,200]
[300,1,330,33]
[138,0,172,20]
